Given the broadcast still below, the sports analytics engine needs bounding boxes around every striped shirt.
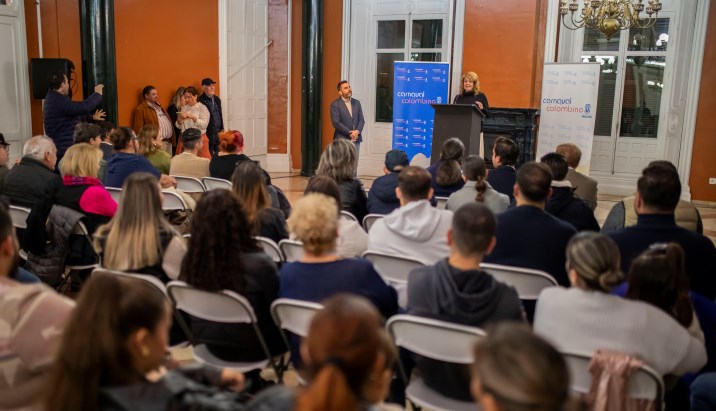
[150,102,173,140]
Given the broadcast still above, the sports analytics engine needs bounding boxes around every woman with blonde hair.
[94,172,185,283]
[167,86,186,154]
[231,161,288,242]
[136,124,171,174]
[453,71,489,112]
[56,143,116,234]
[534,232,707,377]
[315,138,367,222]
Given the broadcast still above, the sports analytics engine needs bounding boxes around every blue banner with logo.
[392,61,450,164]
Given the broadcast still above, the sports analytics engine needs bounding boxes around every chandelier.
[560,0,662,39]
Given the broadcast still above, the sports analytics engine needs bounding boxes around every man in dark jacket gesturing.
[43,72,104,162]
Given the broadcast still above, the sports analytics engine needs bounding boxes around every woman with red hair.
[209,130,251,181]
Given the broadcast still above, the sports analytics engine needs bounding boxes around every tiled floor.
[271,172,716,245]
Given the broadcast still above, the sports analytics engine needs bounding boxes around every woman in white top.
[175,86,211,158]
[534,232,707,377]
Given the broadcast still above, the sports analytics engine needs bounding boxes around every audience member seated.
[136,124,171,175]
[483,162,576,286]
[0,200,75,411]
[471,323,574,411]
[174,86,211,158]
[486,136,519,201]
[3,135,61,207]
[56,143,117,234]
[104,127,176,189]
[94,173,185,283]
[408,203,524,401]
[534,232,707,377]
[556,142,598,210]
[0,134,9,194]
[540,152,600,232]
[446,155,509,214]
[71,122,107,182]
[426,137,465,197]
[367,149,409,215]
[607,162,716,300]
[43,274,245,411]
[367,166,452,265]
[315,138,368,222]
[209,130,251,180]
[96,120,115,161]
[305,175,368,258]
[279,193,398,328]
[249,294,398,411]
[169,128,211,179]
[691,373,716,411]
[232,161,288,243]
[178,189,284,385]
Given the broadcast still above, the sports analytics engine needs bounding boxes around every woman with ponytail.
[249,294,397,411]
[426,137,465,197]
[534,232,707,377]
[446,155,509,213]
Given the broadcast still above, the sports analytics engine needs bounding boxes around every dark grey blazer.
[330,97,365,143]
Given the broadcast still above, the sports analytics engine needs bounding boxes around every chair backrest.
[270,298,323,337]
[106,187,122,204]
[162,190,189,211]
[9,205,31,229]
[387,314,485,364]
[167,280,257,323]
[279,239,305,262]
[362,250,424,285]
[340,210,359,223]
[435,196,449,210]
[562,350,664,408]
[172,176,206,193]
[255,236,284,263]
[92,267,168,297]
[202,177,232,191]
[362,213,384,232]
[479,263,558,300]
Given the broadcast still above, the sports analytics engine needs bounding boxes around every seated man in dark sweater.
[3,136,61,208]
[608,161,716,300]
[540,152,600,232]
[483,162,577,286]
[367,149,409,215]
[407,202,524,401]
[486,136,519,202]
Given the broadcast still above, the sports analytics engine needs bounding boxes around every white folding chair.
[362,213,384,232]
[270,298,323,351]
[167,281,285,377]
[202,176,232,190]
[387,314,485,411]
[9,206,30,260]
[480,263,558,300]
[363,251,425,308]
[279,239,304,262]
[106,187,122,204]
[562,350,664,410]
[435,196,449,210]
[340,210,359,223]
[255,236,284,263]
[172,175,206,193]
[162,190,189,211]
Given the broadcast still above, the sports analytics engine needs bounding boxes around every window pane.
[411,20,442,48]
[378,21,405,49]
[583,27,620,51]
[628,18,670,51]
[582,55,619,136]
[410,52,441,62]
[619,56,665,138]
[376,53,404,122]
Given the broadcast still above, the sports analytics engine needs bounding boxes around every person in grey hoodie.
[367,166,453,265]
[407,202,525,401]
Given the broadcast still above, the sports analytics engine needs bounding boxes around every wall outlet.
[710,178,716,185]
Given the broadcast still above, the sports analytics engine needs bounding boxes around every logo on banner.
[582,104,592,118]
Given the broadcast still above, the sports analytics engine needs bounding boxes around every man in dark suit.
[330,80,365,157]
[483,161,577,286]
[487,136,519,202]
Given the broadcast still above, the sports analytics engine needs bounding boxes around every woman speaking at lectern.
[453,71,489,114]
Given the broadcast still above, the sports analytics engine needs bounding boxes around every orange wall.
[462,0,545,108]
[268,0,289,154]
[289,0,343,171]
[23,0,83,136]
[113,0,219,127]
[690,7,716,202]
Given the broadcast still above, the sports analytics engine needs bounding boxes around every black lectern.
[430,104,484,164]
